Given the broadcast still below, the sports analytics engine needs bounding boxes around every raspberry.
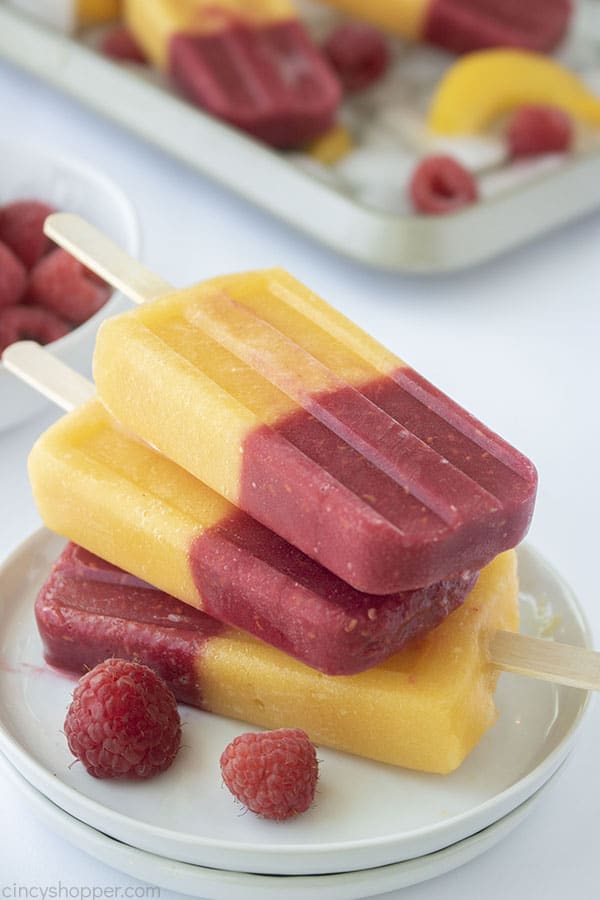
[0,240,27,309]
[507,105,573,158]
[0,200,55,269]
[220,728,318,821]
[324,23,389,93]
[64,658,181,780]
[28,248,111,325]
[409,155,478,214]
[100,25,148,63]
[0,304,71,353]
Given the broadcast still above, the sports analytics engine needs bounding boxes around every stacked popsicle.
[30,397,479,675]
[36,541,519,773]
[25,216,538,773]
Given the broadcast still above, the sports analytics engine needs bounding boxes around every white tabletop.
[0,54,599,899]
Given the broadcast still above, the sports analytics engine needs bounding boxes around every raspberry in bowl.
[0,141,139,431]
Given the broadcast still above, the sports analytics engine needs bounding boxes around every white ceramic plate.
[0,139,139,431]
[0,752,567,900]
[0,530,592,876]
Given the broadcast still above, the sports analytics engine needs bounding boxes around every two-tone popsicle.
[124,0,341,147]
[317,0,572,55]
[36,541,519,774]
[92,266,537,595]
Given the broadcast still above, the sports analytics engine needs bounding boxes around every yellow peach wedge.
[428,49,600,135]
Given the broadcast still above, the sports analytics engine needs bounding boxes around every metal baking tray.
[1,1,600,272]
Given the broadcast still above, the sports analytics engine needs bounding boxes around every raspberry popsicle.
[94,268,537,595]
[36,542,518,774]
[28,399,477,675]
[318,0,571,54]
[124,0,341,147]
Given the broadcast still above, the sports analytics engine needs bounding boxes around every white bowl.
[0,141,140,431]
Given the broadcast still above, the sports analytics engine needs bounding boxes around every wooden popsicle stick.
[16,219,600,693]
[2,340,94,411]
[44,212,173,304]
[489,631,600,690]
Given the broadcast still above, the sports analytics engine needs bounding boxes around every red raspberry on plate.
[324,23,389,93]
[100,24,148,63]
[28,248,111,325]
[220,728,319,821]
[0,240,27,309]
[64,658,182,780]
[507,105,573,158]
[0,200,55,269]
[0,304,71,354]
[409,155,478,215]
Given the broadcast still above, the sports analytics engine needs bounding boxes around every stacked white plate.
[0,531,593,898]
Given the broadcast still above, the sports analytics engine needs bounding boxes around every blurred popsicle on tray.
[316,0,572,54]
[124,0,341,147]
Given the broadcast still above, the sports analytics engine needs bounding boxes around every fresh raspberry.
[28,248,111,325]
[220,728,318,821]
[409,155,478,214]
[0,240,27,309]
[100,25,148,63]
[507,105,573,158]
[324,23,389,93]
[64,658,181,780]
[0,304,71,353]
[0,200,55,269]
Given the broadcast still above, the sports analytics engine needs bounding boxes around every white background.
[0,41,599,900]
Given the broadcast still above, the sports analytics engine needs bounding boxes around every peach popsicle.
[93,268,537,595]
[124,0,341,147]
[36,542,519,774]
[28,398,477,675]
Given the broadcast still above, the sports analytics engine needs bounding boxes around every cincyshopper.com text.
[2,885,160,900]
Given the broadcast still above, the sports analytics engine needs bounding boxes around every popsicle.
[63,223,537,596]
[27,394,477,675]
[36,541,519,774]
[124,0,341,148]
[317,0,572,55]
